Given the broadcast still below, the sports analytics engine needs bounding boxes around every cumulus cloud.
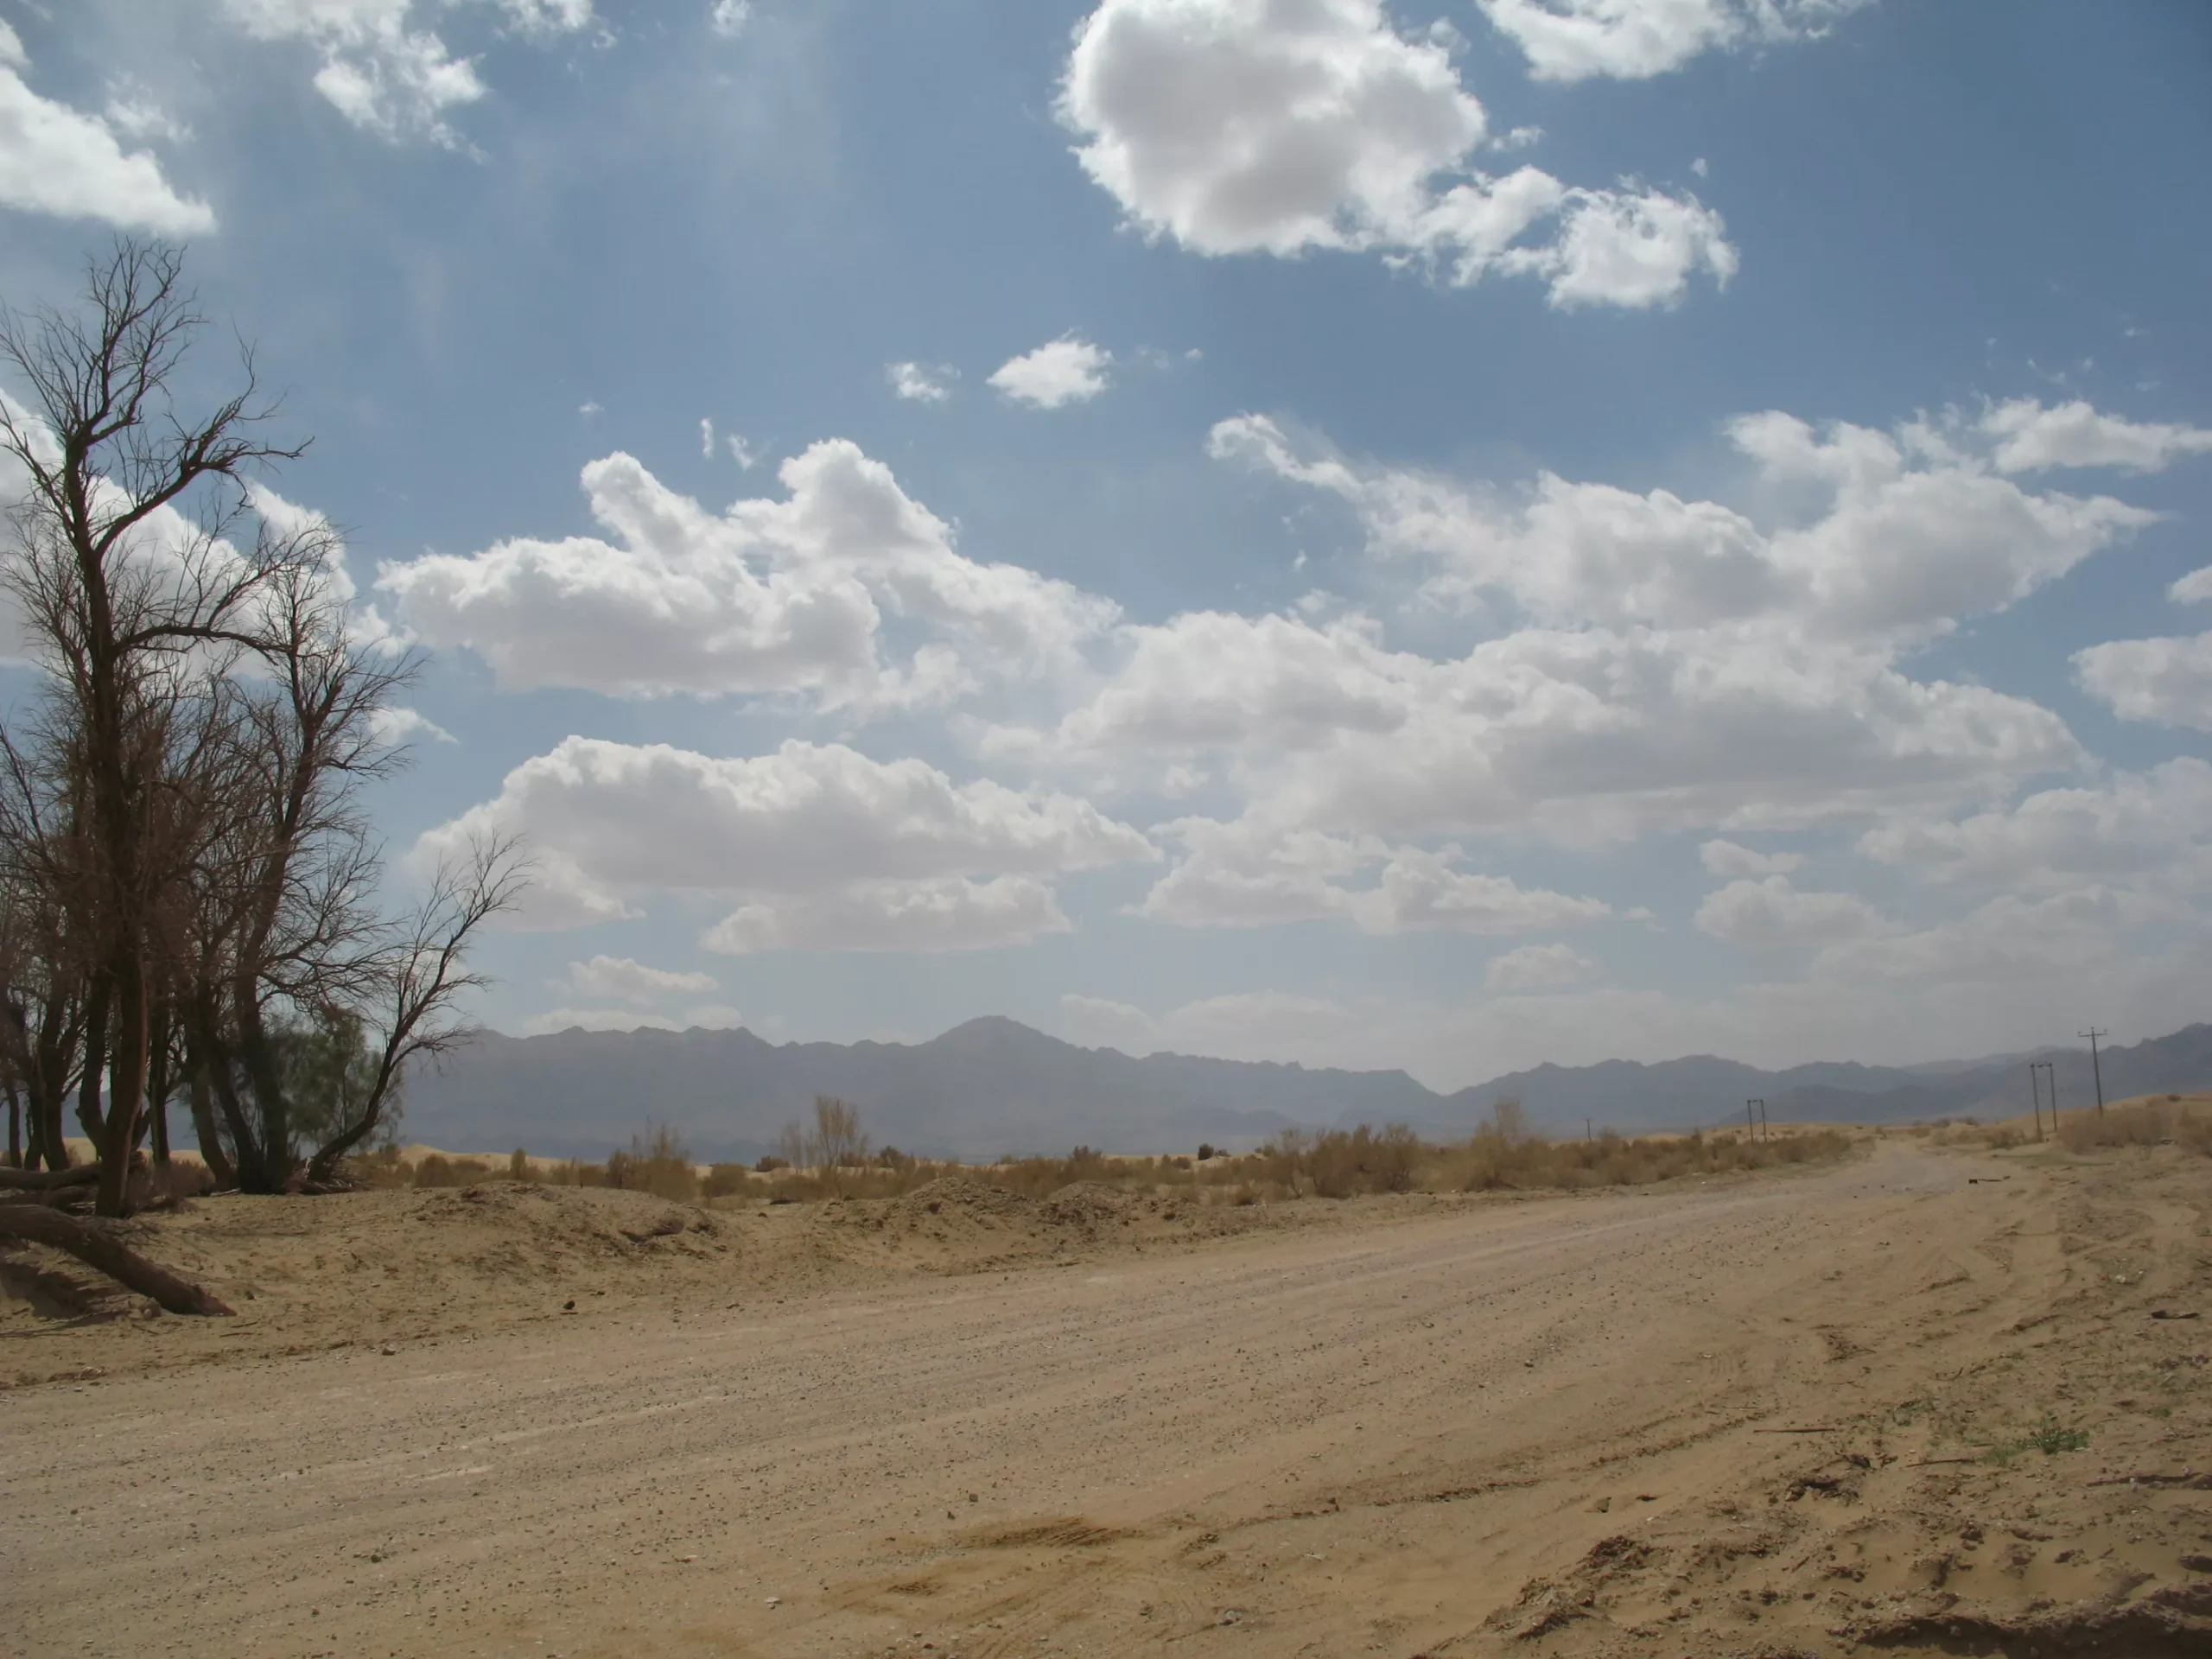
[378,441,1119,707]
[557,955,720,1002]
[988,337,1112,410]
[1694,876,1890,948]
[709,0,753,36]
[0,23,214,232]
[2074,631,2212,733]
[1057,988,1368,1063]
[368,706,456,747]
[1065,398,2186,849]
[1980,397,2212,474]
[703,874,1071,955]
[1810,886,2153,986]
[1484,942,1595,991]
[1477,0,1872,83]
[414,736,1154,948]
[1140,817,1611,935]
[2171,566,2212,606]
[1859,760,2212,893]
[887,361,954,403]
[1699,839,1802,877]
[220,0,592,144]
[1058,0,1735,308]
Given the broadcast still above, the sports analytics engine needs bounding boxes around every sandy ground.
[3,1135,2209,1658]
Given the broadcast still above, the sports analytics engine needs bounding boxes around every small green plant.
[1984,1422,2090,1465]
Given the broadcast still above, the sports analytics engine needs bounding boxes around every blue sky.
[3,0,2209,1085]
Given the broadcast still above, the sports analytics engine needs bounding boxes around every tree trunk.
[187,1069,234,1190]
[0,1201,232,1314]
[75,974,109,1149]
[5,1080,17,1168]
[0,1163,101,1192]
[94,956,148,1217]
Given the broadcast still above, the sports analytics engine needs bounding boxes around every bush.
[702,1162,750,1199]
[604,1124,699,1202]
[414,1154,493,1188]
[2056,1098,2212,1154]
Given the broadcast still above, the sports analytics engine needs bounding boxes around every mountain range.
[398,1016,2212,1162]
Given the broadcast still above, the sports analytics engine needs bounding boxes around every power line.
[2080,1027,2109,1114]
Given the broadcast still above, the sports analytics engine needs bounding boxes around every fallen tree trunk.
[0,1164,103,1192]
[0,1203,233,1316]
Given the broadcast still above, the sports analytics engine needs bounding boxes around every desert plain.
[3,1125,2210,1659]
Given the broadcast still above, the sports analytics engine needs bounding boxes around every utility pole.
[2026,1060,2043,1141]
[2080,1028,2108,1114]
[1747,1098,1766,1142]
[1585,1116,1593,1143]
[2034,1059,2056,1135]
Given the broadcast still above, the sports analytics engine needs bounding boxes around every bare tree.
[0,240,321,1216]
[1,238,524,1219]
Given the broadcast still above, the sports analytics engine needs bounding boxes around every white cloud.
[700,416,715,457]
[2171,566,2212,606]
[378,441,1119,707]
[558,955,720,1002]
[1477,0,1872,83]
[887,361,954,403]
[368,705,457,747]
[1484,942,1595,991]
[1056,993,1160,1052]
[1058,0,1736,308]
[1494,124,1544,151]
[1012,400,2118,846]
[1810,886,2154,986]
[0,24,215,232]
[2074,631,2212,733]
[1859,760,2212,893]
[709,0,753,37]
[703,874,1071,955]
[988,337,1112,410]
[1694,875,1889,948]
[1216,406,2156,643]
[414,736,1154,944]
[726,434,759,469]
[1140,818,1611,935]
[1057,988,1366,1065]
[102,79,191,144]
[1980,397,2212,474]
[220,0,593,145]
[1504,184,1736,309]
[578,400,603,418]
[1699,838,1802,877]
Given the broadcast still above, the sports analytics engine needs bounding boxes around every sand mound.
[884,1177,1033,1230]
[406,1182,721,1262]
[1037,1181,1137,1230]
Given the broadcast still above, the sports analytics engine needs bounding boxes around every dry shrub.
[702,1163,751,1199]
[605,1124,699,1202]
[2056,1098,2212,1154]
[1256,1124,1422,1198]
[1436,1124,1851,1192]
[413,1154,494,1188]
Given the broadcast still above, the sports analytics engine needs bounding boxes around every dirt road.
[5,1139,2209,1657]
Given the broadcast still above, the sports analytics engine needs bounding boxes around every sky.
[2,0,2209,1087]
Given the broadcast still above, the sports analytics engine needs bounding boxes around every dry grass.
[345,1108,1863,1208]
[2055,1095,2212,1154]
